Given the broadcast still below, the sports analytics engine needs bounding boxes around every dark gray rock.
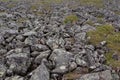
[64,38,74,51]
[112,53,119,60]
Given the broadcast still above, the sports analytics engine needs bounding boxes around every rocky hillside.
[0,0,120,80]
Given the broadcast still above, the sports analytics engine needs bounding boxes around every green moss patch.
[105,52,120,68]
[87,24,120,67]
[64,14,78,24]
[87,24,114,45]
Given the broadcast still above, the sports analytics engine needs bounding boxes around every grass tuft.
[64,14,78,24]
[87,24,120,67]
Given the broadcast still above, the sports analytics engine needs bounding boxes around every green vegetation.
[105,52,120,68]
[114,11,120,15]
[32,0,63,5]
[17,18,28,23]
[30,0,62,14]
[97,18,105,24]
[7,3,16,8]
[107,33,120,52]
[64,14,78,24]
[0,0,18,2]
[87,24,114,45]
[79,0,104,7]
[87,24,120,67]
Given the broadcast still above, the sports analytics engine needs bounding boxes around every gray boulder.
[46,38,59,50]
[74,32,86,42]
[30,59,50,80]
[6,52,31,75]
[23,31,37,36]
[49,49,75,74]
[31,44,49,52]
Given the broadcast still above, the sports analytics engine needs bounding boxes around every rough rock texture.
[30,59,50,80]
[0,0,119,80]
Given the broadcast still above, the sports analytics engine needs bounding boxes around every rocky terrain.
[0,0,120,80]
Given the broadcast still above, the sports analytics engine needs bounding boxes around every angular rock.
[49,49,74,74]
[46,38,59,50]
[24,36,41,45]
[30,59,50,80]
[6,52,31,75]
[75,50,88,67]
[34,50,51,65]
[31,44,49,52]
[81,24,96,32]
[31,51,40,57]
[4,29,18,35]
[16,35,25,41]
[23,31,37,36]
[74,32,86,42]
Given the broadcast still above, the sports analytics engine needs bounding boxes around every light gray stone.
[30,60,50,80]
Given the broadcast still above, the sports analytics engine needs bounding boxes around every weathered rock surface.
[0,0,119,80]
[30,59,50,80]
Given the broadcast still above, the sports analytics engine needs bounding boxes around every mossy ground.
[64,14,78,24]
[87,24,120,67]
[79,0,104,7]
[0,0,18,2]
[105,52,120,68]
